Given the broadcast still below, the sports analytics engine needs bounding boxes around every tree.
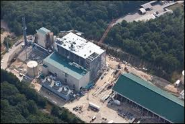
[27,100,38,114]
[51,106,60,116]
[105,7,184,82]
[1,70,84,123]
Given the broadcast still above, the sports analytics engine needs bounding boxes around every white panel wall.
[78,72,90,90]
[37,32,46,48]
[43,61,81,91]
[42,65,48,75]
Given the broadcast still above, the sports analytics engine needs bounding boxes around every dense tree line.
[105,8,184,80]
[1,69,84,123]
[1,1,145,40]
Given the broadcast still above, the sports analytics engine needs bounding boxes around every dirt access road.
[1,20,14,53]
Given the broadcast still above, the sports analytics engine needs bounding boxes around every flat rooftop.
[55,32,105,59]
[36,27,51,35]
[43,52,88,79]
[113,73,184,123]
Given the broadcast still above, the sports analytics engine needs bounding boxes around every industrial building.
[36,27,54,49]
[54,32,106,81]
[138,8,146,14]
[42,52,90,91]
[140,1,156,11]
[113,73,184,123]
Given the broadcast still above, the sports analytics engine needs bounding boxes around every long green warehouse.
[113,73,184,123]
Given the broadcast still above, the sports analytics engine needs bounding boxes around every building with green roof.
[42,52,90,91]
[36,27,53,48]
[113,73,184,123]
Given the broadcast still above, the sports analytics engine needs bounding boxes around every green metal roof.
[37,27,50,35]
[44,52,87,79]
[113,73,184,123]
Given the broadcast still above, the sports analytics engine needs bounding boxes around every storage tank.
[113,100,121,105]
[27,61,38,77]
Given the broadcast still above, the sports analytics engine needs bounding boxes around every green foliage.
[3,36,12,49]
[1,28,5,34]
[1,1,144,40]
[50,105,84,123]
[105,8,184,79]
[51,105,60,116]
[1,69,84,123]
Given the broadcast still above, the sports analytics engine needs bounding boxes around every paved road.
[113,1,176,25]
[1,39,23,70]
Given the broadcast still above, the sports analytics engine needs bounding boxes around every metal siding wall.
[38,32,46,48]
[89,55,101,81]
[79,72,90,90]
[88,51,106,81]
[43,61,80,91]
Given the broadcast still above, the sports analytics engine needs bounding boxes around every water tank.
[27,61,38,77]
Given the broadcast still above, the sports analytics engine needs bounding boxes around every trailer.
[89,102,100,111]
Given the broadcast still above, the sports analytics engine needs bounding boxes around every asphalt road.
[1,39,23,70]
[113,1,176,25]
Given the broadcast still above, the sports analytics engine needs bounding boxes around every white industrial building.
[42,32,106,91]
[54,32,106,81]
[139,8,146,14]
[42,52,90,91]
[36,27,54,49]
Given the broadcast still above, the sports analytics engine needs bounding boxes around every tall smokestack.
[22,17,27,46]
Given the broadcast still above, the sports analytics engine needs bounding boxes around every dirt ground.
[106,55,181,95]
[64,67,128,123]
[106,56,152,82]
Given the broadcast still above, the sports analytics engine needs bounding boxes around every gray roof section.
[37,27,50,35]
[44,52,88,79]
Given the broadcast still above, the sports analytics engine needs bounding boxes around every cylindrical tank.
[27,61,38,77]
[113,100,121,105]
